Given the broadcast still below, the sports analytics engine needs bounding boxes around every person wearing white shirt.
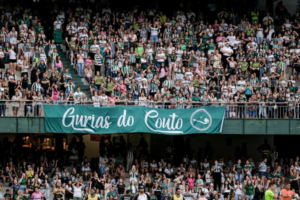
[176,12,186,23]
[263,12,273,25]
[187,10,195,19]
[155,49,166,68]
[227,33,236,46]
[221,43,233,68]
[100,93,108,107]
[99,155,108,176]
[265,25,274,46]
[73,182,83,199]
[53,16,63,44]
[234,182,243,200]
[284,19,292,30]
[164,163,174,179]
[149,23,161,49]
[207,26,214,37]
[81,163,91,173]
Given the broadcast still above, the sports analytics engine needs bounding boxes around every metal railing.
[0,100,299,119]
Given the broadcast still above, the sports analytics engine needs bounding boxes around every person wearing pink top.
[77,49,85,78]
[216,35,226,43]
[31,187,43,200]
[118,80,127,93]
[85,56,92,66]
[187,174,195,189]
[55,55,63,72]
[108,93,117,106]
[52,85,60,104]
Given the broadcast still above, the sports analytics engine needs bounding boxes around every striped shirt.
[65,83,74,92]
[129,53,136,63]
[127,150,134,158]
[118,42,124,50]
[150,83,158,93]
[122,65,131,74]
[32,82,42,92]
[212,165,221,173]
[111,65,120,74]
[139,29,147,39]
[277,61,286,71]
[89,44,100,53]
[164,28,171,39]
[163,80,172,88]
[95,54,103,65]
[106,59,115,68]
[146,73,153,80]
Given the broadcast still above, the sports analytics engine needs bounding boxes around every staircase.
[56,47,91,99]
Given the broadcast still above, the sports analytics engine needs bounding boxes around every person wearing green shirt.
[200,30,210,44]
[35,22,45,34]
[180,40,186,51]
[94,71,104,90]
[68,37,77,66]
[38,61,47,77]
[245,24,254,37]
[265,183,278,200]
[150,190,158,200]
[107,187,118,200]
[158,12,167,24]
[92,25,99,37]
[135,43,144,62]
[273,166,284,185]
[233,159,243,183]
[240,58,249,74]
[250,58,260,78]
[105,77,114,94]
[188,25,194,36]
[197,39,206,53]
[192,93,201,102]
[191,32,198,48]
[244,180,255,199]
[207,39,216,55]
[18,14,30,25]
[244,160,252,177]
[18,173,27,192]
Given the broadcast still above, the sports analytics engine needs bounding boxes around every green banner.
[44,105,225,134]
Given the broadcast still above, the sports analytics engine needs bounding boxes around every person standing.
[281,184,293,200]
[211,160,223,191]
[126,147,134,172]
[265,183,278,200]
[94,49,104,76]
[72,181,84,200]
[233,159,243,183]
[244,180,255,200]
[259,158,268,185]
[220,43,233,69]
[99,154,108,177]
[53,16,63,45]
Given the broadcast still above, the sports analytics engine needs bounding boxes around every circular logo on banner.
[190,109,212,131]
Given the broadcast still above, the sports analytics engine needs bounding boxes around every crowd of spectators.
[0,136,299,200]
[0,1,300,119]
